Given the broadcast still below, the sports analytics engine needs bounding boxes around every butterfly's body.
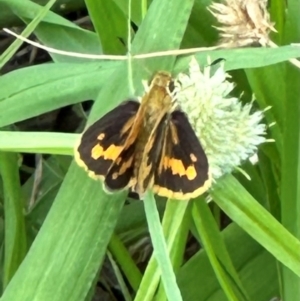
[133,72,175,194]
[75,72,211,200]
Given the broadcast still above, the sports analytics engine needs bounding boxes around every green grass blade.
[0,165,127,301]
[107,251,132,301]
[178,223,279,300]
[246,65,284,154]
[174,45,300,74]
[0,132,76,155]
[281,0,300,297]
[114,199,166,235]
[0,0,56,69]
[211,174,300,277]
[0,153,27,288]
[153,202,190,301]
[143,191,183,301]
[3,0,101,63]
[108,233,142,292]
[0,62,115,128]
[281,70,300,299]
[133,256,160,301]
[192,200,250,301]
[182,0,217,48]
[113,0,144,25]
[134,199,189,301]
[85,0,127,54]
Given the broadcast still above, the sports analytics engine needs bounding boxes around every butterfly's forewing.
[75,100,140,181]
[153,110,211,200]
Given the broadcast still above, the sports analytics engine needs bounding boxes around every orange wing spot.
[97,133,105,140]
[163,157,170,170]
[186,165,197,180]
[91,144,104,160]
[104,145,123,160]
[163,157,197,180]
[91,144,123,160]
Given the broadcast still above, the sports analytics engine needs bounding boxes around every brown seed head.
[209,0,276,47]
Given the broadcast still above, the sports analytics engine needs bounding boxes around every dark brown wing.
[153,110,211,200]
[75,100,140,184]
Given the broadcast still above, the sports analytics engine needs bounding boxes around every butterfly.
[74,71,211,200]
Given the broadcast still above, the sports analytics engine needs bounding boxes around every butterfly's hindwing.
[104,142,136,191]
[153,110,211,200]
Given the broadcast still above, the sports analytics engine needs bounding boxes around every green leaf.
[0,152,27,288]
[281,0,300,298]
[134,199,189,301]
[23,156,69,230]
[143,192,183,301]
[192,200,250,301]
[108,233,142,292]
[107,251,132,301]
[0,132,76,155]
[0,165,127,301]
[113,0,144,25]
[0,62,116,127]
[174,45,300,74]
[211,174,300,277]
[85,0,127,54]
[154,202,190,300]
[1,0,101,63]
[178,223,279,301]
[182,0,218,48]
[246,64,284,154]
[0,0,56,69]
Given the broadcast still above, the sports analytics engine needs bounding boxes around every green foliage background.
[0,0,299,300]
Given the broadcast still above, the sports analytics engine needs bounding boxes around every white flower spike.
[176,57,267,180]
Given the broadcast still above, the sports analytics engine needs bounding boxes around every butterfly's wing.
[153,110,211,200]
[75,100,140,186]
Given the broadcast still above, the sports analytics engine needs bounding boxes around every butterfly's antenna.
[127,0,134,95]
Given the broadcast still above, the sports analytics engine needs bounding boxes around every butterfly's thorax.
[133,72,174,194]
